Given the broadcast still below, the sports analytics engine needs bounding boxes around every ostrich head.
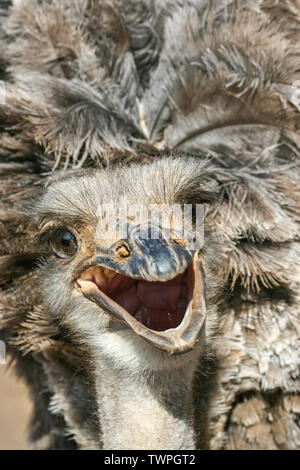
[32,155,221,449]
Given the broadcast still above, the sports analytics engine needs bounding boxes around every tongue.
[135,306,184,331]
[136,278,182,311]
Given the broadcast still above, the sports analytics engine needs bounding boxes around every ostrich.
[0,0,300,450]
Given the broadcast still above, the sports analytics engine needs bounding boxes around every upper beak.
[76,224,206,355]
[93,223,194,281]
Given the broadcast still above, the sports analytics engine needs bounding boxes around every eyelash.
[35,226,66,249]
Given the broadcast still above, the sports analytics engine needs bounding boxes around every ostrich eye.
[49,228,78,259]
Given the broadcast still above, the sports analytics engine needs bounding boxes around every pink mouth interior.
[78,266,193,331]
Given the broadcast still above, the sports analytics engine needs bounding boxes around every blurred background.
[0,366,32,450]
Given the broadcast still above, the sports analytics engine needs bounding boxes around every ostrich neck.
[93,355,197,450]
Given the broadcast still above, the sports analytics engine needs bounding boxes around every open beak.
[75,225,206,355]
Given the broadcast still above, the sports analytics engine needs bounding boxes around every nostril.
[170,232,186,246]
[115,241,130,258]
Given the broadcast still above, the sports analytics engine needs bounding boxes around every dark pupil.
[50,229,77,259]
[61,232,73,247]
